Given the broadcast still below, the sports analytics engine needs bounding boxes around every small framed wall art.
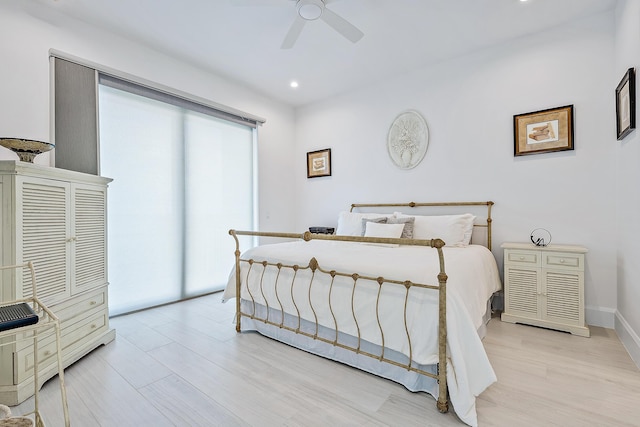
[513,105,574,156]
[615,67,636,140]
[307,148,331,178]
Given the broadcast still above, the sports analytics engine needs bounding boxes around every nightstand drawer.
[543,252,583,271]
[505,250,540,266]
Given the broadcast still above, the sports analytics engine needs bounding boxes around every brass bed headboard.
[349,201,494,250]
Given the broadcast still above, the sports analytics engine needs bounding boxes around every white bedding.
[223,240,501,426]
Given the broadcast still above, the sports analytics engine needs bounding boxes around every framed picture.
[513,105,574,156]
[616,67,636,140]
[307,148,331,178]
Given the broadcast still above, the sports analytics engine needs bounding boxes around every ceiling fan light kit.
[297,0,324,20]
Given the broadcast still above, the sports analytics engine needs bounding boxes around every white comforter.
[223,240,501,426]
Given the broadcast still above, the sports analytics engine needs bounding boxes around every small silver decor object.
[530,228,552,247]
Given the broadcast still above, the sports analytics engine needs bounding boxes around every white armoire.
[0,161,115,404]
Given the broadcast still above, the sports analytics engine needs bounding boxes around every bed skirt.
[237,299,492,420]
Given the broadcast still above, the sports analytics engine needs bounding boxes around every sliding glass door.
[99,84,255,316]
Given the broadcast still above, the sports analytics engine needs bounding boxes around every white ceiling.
[34,0,617,107]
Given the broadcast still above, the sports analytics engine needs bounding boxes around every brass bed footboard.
[228,230,450,413]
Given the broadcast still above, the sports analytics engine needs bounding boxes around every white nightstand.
[501,242,590,337]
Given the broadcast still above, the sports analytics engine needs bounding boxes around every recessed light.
[290,81,299,88]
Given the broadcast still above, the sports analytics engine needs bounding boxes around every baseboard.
[585,305,616,328]
[615,311,640,370]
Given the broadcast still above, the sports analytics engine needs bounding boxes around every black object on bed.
[309,226,335,234]
[0,303,39,332]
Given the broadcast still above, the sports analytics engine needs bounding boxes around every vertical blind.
[53,58,99,174]
[97,78,257,315]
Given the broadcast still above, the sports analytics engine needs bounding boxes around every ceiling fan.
[233,0,364,49]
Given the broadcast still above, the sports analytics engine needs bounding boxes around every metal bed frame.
[229,201,494,415]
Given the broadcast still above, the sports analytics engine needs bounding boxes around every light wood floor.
[12,292,640,426]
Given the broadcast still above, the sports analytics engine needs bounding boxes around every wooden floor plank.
[138,374,247,427]
[95,333,173,389]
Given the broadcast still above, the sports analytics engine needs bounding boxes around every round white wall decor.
[387,110,429,169]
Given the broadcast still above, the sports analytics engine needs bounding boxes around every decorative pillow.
[360,217,388,236]
[387,216,415,239]
[363,222,405,247]
[395,213,476,247]
[336,211,392,236]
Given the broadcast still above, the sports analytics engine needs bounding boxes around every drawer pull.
[519,256,525,260]
[91,324,97,329]
[90,301,97,305]
[559,259,565,263]
[43,351,51,357]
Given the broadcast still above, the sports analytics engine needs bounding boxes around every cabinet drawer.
[14,287,107,352]
[504,250,540,266]
[14,309,108,383]
[53,287,108,323]
[543,252,584,271]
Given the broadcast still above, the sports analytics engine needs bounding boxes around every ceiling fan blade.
[281,16,307,49]
[320,7,364,43]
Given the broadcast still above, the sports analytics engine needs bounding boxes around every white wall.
[295,12,618,327]
[615,0,640,366]
[1,0,631,337]
[0,1,296,233]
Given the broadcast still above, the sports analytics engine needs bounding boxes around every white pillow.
[336,211,392,236]
[395,213,476,247]
[363,222,405,247]
[461,215,476,245]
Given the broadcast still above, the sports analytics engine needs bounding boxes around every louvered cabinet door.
[541,250,586,328]
[17,177,72,305]
[504,266,540,319]
[71,183,107,293]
